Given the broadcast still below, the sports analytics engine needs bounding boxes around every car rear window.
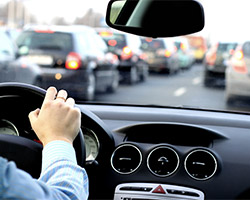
[217,43,237,52]
[99,32,126,49]
[16,31,73,52]
[141,39,165,51]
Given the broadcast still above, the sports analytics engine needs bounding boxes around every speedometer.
[0,119,19,136]
[83,127,99,161]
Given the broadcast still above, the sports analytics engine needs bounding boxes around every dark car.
[15,25,119,100]
[203,41,237,87]
[140,38,179,74]
[97,28,148,84]
[226,41,250,105]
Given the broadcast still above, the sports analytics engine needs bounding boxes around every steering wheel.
[0,82,85,178]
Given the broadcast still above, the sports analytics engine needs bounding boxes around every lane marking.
[174,87,187,97]
[192,77,201,85]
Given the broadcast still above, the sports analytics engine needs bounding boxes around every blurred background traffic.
[0,0,250,112]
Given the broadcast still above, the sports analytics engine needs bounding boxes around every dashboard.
[1,89,250,199]
[82,104,250,200]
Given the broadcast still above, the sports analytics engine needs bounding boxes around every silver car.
[226,41,250,105]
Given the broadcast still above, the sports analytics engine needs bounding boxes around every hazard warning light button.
[152,185,165,194]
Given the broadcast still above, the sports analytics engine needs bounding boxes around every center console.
[114,183,204,200]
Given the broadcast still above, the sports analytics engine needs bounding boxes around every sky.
[3,0,250,41]
[23,0,110,23]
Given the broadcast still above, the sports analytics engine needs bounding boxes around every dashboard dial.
[83,127,99,161]
[0,119,19,136]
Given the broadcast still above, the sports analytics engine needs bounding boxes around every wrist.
[42,137,73,147]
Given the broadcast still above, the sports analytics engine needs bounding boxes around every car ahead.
[225,41,250,105]
[3,1,250,200]
[173,37,194,70]
[15,25,119,100]
[140,38,179,74]
[203,41,237,87]
[97,28,148,84]
[0,29,39,83]
[186,35,207,63]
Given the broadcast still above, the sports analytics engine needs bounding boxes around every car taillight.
[231,49,247,74]
[205,52,217,66]
[146,38,153,42]
[234,50,244,60]
[165,50,172,58]
[121,46,133,60]
[139,53,148,60]
[108,39,117,47]
[229,49,235,55]
[65,52,81,70]
[35,29,54,34]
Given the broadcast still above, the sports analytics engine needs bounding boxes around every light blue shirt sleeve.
[0,140,89,200]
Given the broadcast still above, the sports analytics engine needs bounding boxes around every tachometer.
[0,119,19,136]
[83,127,99,161]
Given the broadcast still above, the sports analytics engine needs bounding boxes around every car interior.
[1,0,250,200]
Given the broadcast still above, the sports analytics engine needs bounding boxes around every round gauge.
[83,128,99,161]
[0,119,19,136]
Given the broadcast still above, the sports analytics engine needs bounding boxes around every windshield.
[1,0,250,113]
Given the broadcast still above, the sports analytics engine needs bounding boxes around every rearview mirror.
[106,0,205,38]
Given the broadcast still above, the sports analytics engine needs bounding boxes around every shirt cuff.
[0,157,8,194]
[41,140,77,172]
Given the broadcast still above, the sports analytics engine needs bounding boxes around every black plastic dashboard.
[1,86,250,199]
[81,104,250,200]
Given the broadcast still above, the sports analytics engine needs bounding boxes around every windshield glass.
[0,0,250,113]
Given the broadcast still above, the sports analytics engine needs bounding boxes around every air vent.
[147,146,179,177]
[111,144,142,174]
[184,149,217,180]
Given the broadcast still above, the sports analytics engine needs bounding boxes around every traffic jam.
[0,0,250,112]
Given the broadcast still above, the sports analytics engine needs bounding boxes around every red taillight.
[121,46,133,60]
[205,51,217,66]
[35,29,54,34]
[108,39,117,47]
[65,52,81,70]
[139,53,148,60]
[234,50,244,60]
[145,38,153,42]
[164,50,172,58]
[231,49,247,74]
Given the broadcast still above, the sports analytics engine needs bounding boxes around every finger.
[56,90,68,102]
[65,97,75,107]
[43,87,57,104]
[28,108,40,123]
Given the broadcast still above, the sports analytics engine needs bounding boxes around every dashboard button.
[152,185,165,194]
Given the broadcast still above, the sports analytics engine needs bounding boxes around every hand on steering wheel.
[29,87,81,146]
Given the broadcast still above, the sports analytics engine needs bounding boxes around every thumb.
[28,108,40,124]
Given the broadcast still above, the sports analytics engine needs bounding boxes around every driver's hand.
[28,87,81,146]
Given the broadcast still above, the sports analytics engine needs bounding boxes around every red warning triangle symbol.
[152,185,165,194]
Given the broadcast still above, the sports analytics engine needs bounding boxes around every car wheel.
[140,66,149,82]
[107,70,119,93]
[85,73,96,101]
[226,94,236,107]
[204,69,213,87]
[129,66,138,84]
